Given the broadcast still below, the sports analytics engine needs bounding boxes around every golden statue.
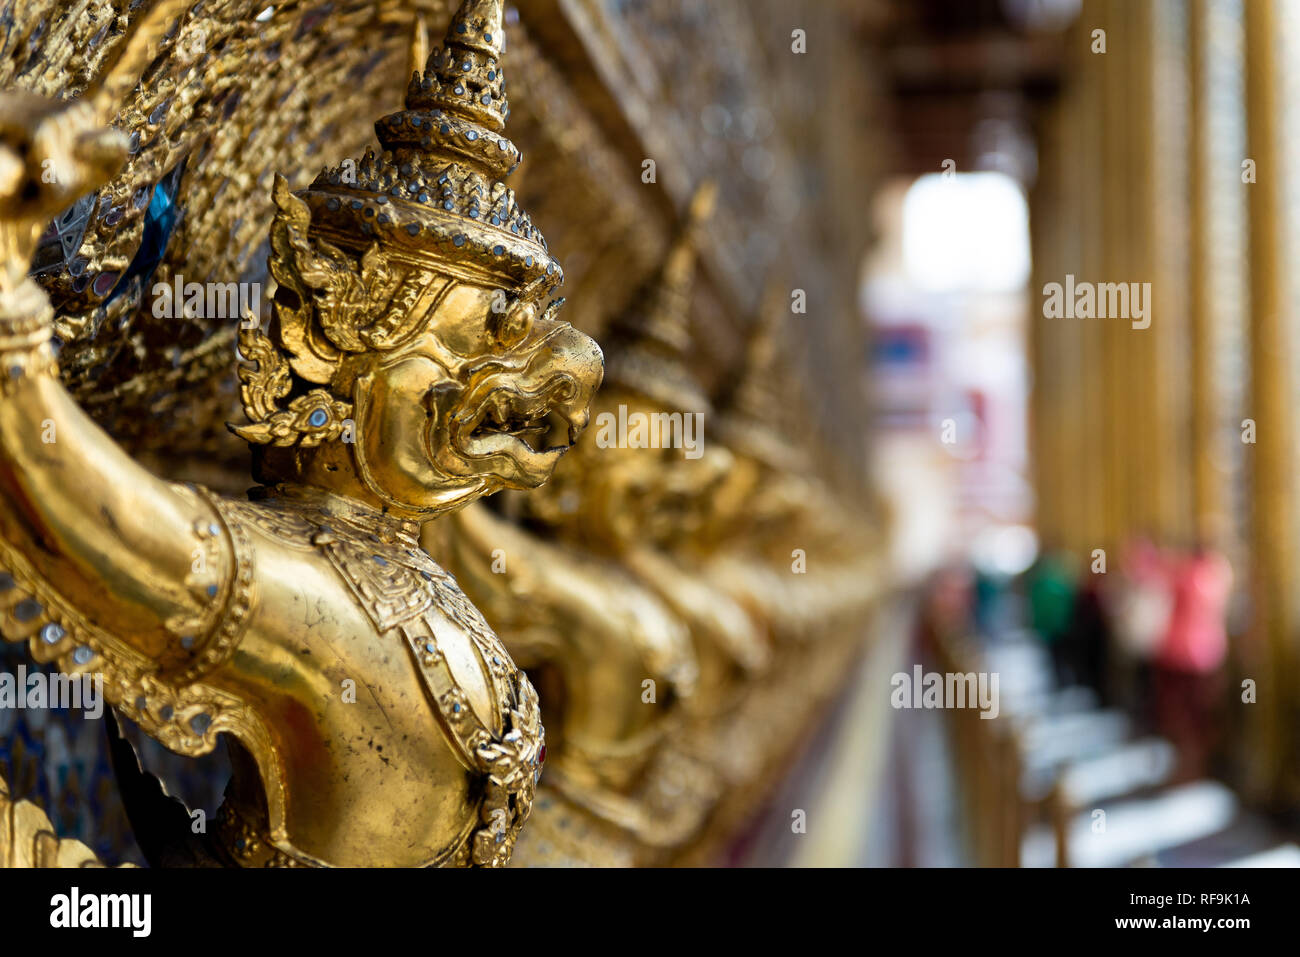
[0,0,603,867]
[563,182,771,704]
[691,284,883,818]
[436,182,782,865]
[704,280,882,647]
[438,500,707,865]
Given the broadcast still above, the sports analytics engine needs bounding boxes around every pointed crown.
[603,181,717,413]
[231,0,559,448]
[715,277,809,472]
[295,0,558,295]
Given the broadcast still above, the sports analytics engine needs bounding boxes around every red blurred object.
[1157,550,1232,675]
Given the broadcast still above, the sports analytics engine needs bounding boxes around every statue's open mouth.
[457,376,590,469]
[439,317,602,488]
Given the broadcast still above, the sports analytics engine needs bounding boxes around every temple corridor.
[2,0,1300,891]
[804,0,1300,870]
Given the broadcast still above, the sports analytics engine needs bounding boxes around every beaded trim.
[157,486,257,683]
[0,529,264,759]
[214,803,313,868]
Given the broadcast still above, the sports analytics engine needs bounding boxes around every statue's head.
[705,276,812,544]
[519,181,727,548]
[231,0,603,517]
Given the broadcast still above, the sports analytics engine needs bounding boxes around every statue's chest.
[307,522,545,867]
[212,496,545,866]
[318,530,517,743]
[221,498,535,772]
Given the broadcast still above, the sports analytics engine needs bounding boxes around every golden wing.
[5,0,450,466]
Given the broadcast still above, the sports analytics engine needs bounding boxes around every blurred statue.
[440,183,753,865]
[658,279,884,831]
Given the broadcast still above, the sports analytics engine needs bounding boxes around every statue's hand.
[0,92,127,292]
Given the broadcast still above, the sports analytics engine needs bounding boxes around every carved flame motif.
[232,177,416,447]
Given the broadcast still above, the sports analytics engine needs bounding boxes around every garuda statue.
[439,183,771,865]
[0,0,602,867]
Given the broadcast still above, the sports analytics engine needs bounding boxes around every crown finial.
[407,14,430,87]
[716,276,809,472]
[603,181,717,412]
[409,0,508,132]
[620,180,716,354]
[729,277,784,423]
[293,0,557,297]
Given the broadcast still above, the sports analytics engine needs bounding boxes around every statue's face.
[635,439,733,546]
[528,390,730,549]
[350,281,603,514]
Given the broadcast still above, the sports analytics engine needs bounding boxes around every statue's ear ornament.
[230,321,353,448]
[229,176,373,448]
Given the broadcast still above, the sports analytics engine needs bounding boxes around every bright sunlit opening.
[902,171,1031,294]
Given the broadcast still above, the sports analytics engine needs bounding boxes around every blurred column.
[1030,0,1125,558]
[1101,0,1136,549]
[1149,0,1193,547]
[1074,1,1103,557]
[1123,0,1164,538]
[1088,0,1121,552]
[1033,0,1197,559]
[1189,0,1248,563]
[1028,100,1064,551]
[1060,9,1090,556]
[1242,0,1295,805]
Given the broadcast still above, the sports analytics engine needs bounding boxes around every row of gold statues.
[0,0,880,866]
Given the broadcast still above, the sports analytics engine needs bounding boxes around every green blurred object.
[1026,552,1076,644]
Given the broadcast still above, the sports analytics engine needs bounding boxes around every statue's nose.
[540,321,605,397]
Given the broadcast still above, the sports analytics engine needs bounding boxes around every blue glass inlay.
[106,160,186,305]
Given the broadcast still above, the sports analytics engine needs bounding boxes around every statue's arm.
[0,93,233,665]
[0,326,230,660]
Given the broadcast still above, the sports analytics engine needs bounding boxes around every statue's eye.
[487,297,536,350]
